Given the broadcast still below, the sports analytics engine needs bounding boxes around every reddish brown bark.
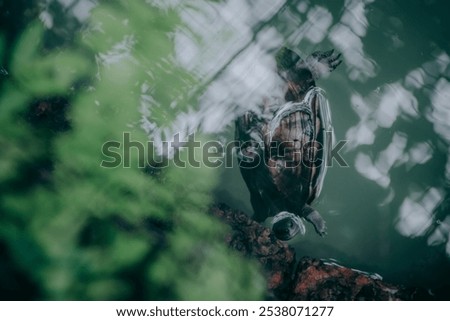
[211,203,433,300]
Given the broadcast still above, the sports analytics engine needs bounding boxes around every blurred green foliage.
[0,0,264,300]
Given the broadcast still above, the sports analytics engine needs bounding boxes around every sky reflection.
[346,48,449,256]
[396,187,444,238]
[329,0,376,81]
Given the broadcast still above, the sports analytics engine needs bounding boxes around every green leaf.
[11,22,91,96]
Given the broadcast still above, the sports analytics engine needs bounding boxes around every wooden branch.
[211,203,433,300]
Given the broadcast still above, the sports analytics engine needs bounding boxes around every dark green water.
[212,0,450,292]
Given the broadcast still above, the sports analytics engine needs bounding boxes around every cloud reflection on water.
[329,0,376,81]
[396,187,444,238]
[346,49,450,255]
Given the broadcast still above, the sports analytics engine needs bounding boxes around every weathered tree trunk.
[211,203,434,300]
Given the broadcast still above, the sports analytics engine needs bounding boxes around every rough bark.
[211,203,434,300]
